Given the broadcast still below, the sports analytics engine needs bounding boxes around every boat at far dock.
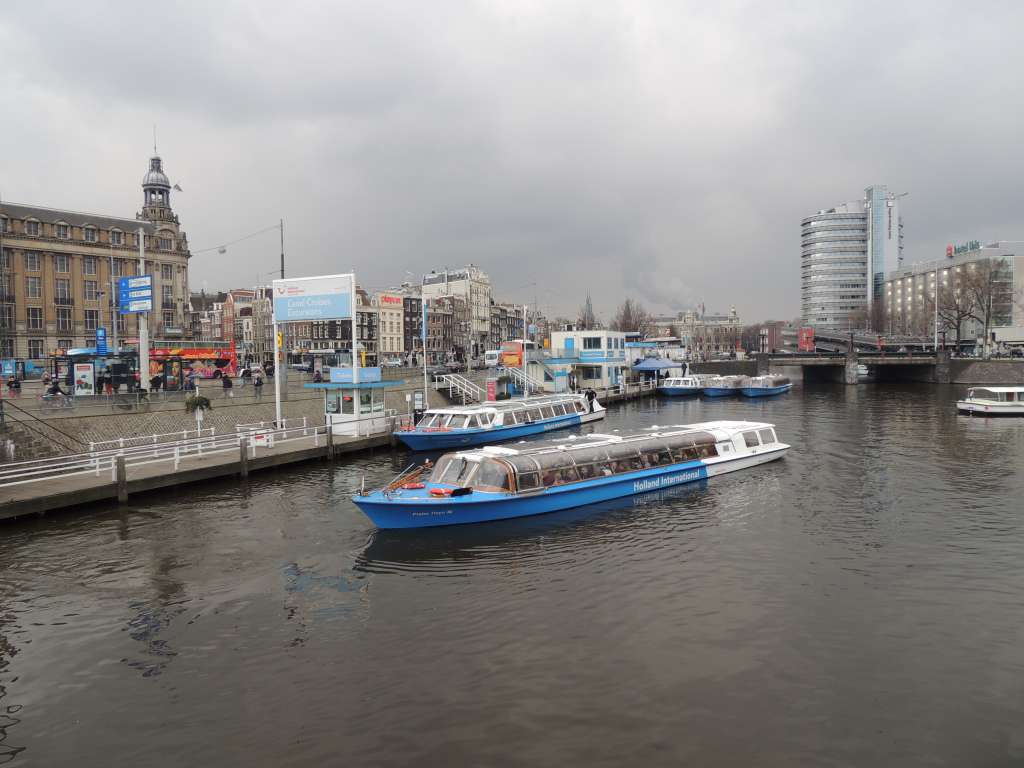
[957,386,1024,416]
[740,375,793,397]
[702,375,745,397]
[658,375,711,396]
[394,392,605,451]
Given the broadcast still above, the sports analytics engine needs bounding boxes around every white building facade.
[421,265,492,358]
[541,329,628,392]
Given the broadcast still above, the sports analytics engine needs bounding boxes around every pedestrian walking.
[222,373,234,398]
[6,376,20,398]
[253,371,264,400]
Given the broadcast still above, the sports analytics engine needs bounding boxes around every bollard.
[239,436,249,478]
[116,456,127,503]
[326,425,334,460]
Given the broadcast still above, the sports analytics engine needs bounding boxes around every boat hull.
[740,384,792,397]
[395,410,603,450]
[352,447,788,529]
[658,386,702,396]
[703,387,739,397]
[957,401,1024,416]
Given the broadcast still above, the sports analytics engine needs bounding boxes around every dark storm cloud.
[2,1,1024,322]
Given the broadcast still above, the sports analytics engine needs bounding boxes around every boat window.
[718,443,732,453]
[527,408,543,421]
[506,410,519,425]
[573,401,586,414]
[552,465,580,485]
[552,404,565,416]
[473,459,512,491]
[430,455,476,485]
[517,471,540,490]
[342,394,354,415]
[420,414,438,428]
[742,431,760,448]
[758,428,774,444]
[541,406,555,419]
[430,455,453,481]
[451,415,472,429]
[643,446,674,467]
[1008,392,1017,402]
[359,390,373,414]
[576,462,599,480]
[326,393,339,414]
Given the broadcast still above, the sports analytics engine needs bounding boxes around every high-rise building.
[801,185,903,330]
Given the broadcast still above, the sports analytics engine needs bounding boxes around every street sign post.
[118,276,153,314]
[95,328,108,356]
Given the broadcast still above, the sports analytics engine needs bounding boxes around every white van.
[484,350,501,368]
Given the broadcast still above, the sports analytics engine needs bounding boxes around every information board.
[119,275,153,314]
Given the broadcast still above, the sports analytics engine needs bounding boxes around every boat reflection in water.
[354,479,712,574]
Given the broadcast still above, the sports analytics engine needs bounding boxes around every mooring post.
[326,425,334,460]
[240,436,249,478]
[116,456,127,503]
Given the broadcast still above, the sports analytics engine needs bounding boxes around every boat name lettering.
[633,469,701,493]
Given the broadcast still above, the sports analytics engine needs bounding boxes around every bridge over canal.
[757,351,944,384]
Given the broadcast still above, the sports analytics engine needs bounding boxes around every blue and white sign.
[118,275,153,314]
[95,327,108,356]
[273,274,353,322]
[329,366,382,383]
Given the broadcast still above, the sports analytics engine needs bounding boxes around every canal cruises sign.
[272,274,354,322]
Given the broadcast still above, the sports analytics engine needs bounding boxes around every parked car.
[425,364,448,377]
[291,362,312,373]
[470,357,488,371]
[445,361,467,373]
[382,358,403,368]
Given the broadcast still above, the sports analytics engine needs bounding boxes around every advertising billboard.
[73,363,95,396]
[272,274,353,322]
[798,327,815,352]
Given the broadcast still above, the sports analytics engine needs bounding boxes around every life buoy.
[403,482,425,489]
[429,487,453,497]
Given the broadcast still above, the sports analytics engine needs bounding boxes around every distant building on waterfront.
[648,307,740,359]
[884,240,1023,346]
[801,185,904,331]
[375,292,404,361]
[0,152,192,361]
[544,328,628,391]
[421,265,491,358]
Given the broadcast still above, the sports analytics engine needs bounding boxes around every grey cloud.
[2,0,1024,323]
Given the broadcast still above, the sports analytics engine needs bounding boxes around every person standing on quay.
[586,387,596,413]
[222,373,234,399]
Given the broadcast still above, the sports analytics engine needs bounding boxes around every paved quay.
[0,432,393,521]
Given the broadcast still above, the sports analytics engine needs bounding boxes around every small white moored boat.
[957,387,1024,416]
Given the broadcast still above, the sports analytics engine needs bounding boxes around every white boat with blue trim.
[957,386,1024,416]
[702,375,745,397]
[658,375,712,396]
[354,420,789,528]
[394,393,605,450]
[740,375,792,397]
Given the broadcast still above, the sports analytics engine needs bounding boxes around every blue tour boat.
[702,375,744,397]
[658,375,711,396]
[394,393,605,451]
[740,375,792,397]
[353,420,789,528]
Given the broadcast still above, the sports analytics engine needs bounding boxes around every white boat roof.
[968,386,1024,392]
[458,420,777,458]
[426,393,584,415]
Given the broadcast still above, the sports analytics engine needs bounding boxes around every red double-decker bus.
[150,340,239,381]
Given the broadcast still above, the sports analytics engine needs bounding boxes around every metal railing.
[90,427,216,453]
[500,366,544,394]
[432,373,484,404]
[0,422,328,489]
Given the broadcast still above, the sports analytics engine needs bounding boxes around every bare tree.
[577,293,598,330]
[963,257,1012,355]
[936,281,973,350]
[609,298,652,336]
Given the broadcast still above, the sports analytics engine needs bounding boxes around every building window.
[28,339,44,358]
[583,336,602,350]
[164,311,175,326]
[27,307,43,330]
[25,252,39,271]
[158,237,173,250]
[112,259,123,277]
[84,227,97,242]
[55,254,70,273]
[85,309,99,330]
[0,249,9,270]
[162,285,173,307]
[55,278,71,300]
[25,220,40,236]
[83,256,96,275]
[161,264,173,281]
[57,339,72,352]
[110,230,123,246]
[0,305,12,330]
[56,223,70,239]
[84,280,98,300]
[0,337,12,358]
[57,307,72,331]
[25,276,41,298]
[0,217,8,233]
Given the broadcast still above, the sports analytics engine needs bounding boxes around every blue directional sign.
[118,275,153,314]
[95,327,108,355]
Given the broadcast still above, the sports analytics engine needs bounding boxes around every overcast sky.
[2,1,1023,322]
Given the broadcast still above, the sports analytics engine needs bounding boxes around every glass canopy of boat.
[966,387,1023,401]
[417,394,586,429]
[428,429,722,492]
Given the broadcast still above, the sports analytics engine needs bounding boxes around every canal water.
[2,382,1024,767]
